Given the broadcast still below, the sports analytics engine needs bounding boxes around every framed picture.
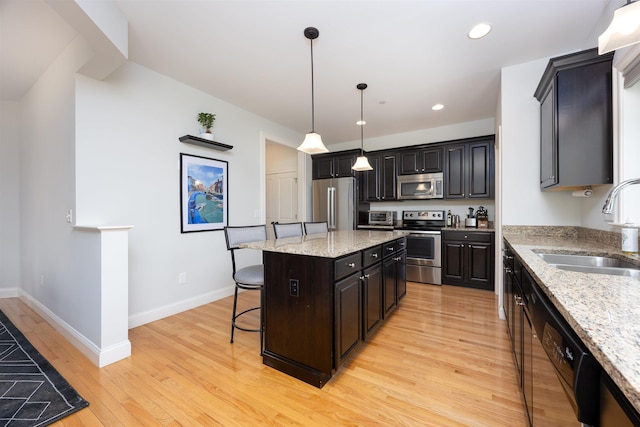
[180,153,228,233]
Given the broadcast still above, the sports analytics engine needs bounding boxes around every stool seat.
[234,265,264,287]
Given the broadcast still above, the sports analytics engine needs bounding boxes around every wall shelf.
[179,135,233,151]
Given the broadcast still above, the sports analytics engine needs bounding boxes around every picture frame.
[180,153,228,233]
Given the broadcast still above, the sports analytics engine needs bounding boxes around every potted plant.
[197,112,216,140]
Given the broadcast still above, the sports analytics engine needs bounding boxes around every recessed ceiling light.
[468,23,491,39]
[432,104,444,111]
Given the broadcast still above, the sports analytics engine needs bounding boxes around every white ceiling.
[1,0,616,145]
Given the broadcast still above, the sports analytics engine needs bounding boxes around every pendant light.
[599,0,640,54]
[352,83,373,171]
[297,27,329,154]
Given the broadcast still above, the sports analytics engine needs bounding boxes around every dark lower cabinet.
[505,240,598,427]
[382,239,406,318]
[335,273,362,364]
[263,237,405,388]
[362,263,383,340]
[442,231,494,290]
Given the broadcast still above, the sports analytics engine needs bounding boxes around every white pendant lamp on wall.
[599,0,640,54]
[297,27,329,154]
[352,83,373,171]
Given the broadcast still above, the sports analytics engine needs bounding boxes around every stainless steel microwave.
[397,172,444,200]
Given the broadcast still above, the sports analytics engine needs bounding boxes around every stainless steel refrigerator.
[312,177,356,230]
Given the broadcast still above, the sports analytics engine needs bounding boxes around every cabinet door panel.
[445,145,465,199]
[468,243,492,287]
[382,155,396,200]
[365,155,380,201]
[469,142,491,198]
[422,148,442,173]
[383,256,397,317]
[335,274,362,365]
[442,241,465,281]
[363,264,383,339]
[314,157,334,180]
[336,155,356,177]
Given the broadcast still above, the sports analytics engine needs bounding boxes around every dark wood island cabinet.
[242,230,408,388]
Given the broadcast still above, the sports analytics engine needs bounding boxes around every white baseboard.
[0,288,19,298]
[128,285,235,328]
[15,290,131,367]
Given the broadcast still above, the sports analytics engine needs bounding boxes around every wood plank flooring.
[0,283,528,426]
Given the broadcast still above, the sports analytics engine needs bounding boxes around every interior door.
[266,171,298,239]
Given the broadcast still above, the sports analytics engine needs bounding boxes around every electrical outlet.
[289,279,299,297]
[178,272,187,285]
[66,209,73,223]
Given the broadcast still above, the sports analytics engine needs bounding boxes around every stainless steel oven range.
[399,210,445,285]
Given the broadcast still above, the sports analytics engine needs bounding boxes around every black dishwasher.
[528,273,600,426]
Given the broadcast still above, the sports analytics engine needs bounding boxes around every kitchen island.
[242,230,408,388]
[503,226,640,417]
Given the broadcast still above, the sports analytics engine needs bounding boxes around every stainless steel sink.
[537,253,640,278]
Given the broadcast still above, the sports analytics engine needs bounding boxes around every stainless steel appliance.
[397,172,444,200]
[399,210,445,284]
[312,177,356,231]
[368,210,396,226]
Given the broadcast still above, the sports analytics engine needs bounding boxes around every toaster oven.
[368,211,396,226]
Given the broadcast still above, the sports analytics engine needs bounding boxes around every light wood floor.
[0,282,528,426]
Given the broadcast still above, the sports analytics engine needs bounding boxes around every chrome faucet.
[602,178,640,215]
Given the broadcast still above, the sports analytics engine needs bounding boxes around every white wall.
[500,58,582,226]
[74,61,303,326]
[0,101,21,292]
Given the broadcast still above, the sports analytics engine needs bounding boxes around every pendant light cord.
[360,88,364,155]
[310,39,315,132]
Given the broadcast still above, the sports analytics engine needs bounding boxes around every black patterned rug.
[0,310,89,426]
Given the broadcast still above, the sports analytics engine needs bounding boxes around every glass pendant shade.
[298,132,328,154]
[352,155,373,171]
[599,0,640,54]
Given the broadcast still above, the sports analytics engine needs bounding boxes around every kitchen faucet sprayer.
[602,178,640,217]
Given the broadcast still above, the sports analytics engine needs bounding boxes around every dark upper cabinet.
[397,147,442,175]
[534,48,614,190]
[365,153,397,201]
[444,136,494,199]
[312,150,359,179]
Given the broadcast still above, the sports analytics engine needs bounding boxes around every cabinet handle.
[359,275,365,281]
[504,267,513,273]
[387,247,394,251]
[347,262,356,268]
[514,295,525,306]
[365,274,370,279]
[371,253,378,258]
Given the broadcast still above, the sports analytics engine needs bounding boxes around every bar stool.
[272,222,303,238]
[303,221,328,235]
[223,225,267,352]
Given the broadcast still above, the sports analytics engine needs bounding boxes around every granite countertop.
[503,227,640,413]
[241,229,409,259]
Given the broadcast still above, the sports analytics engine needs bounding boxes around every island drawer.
[362,245,382,268]
[334,253,362,281]
[442,231,492,243]
[383,238,406,257]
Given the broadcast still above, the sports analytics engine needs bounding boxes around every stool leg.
[230,284,239,343]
